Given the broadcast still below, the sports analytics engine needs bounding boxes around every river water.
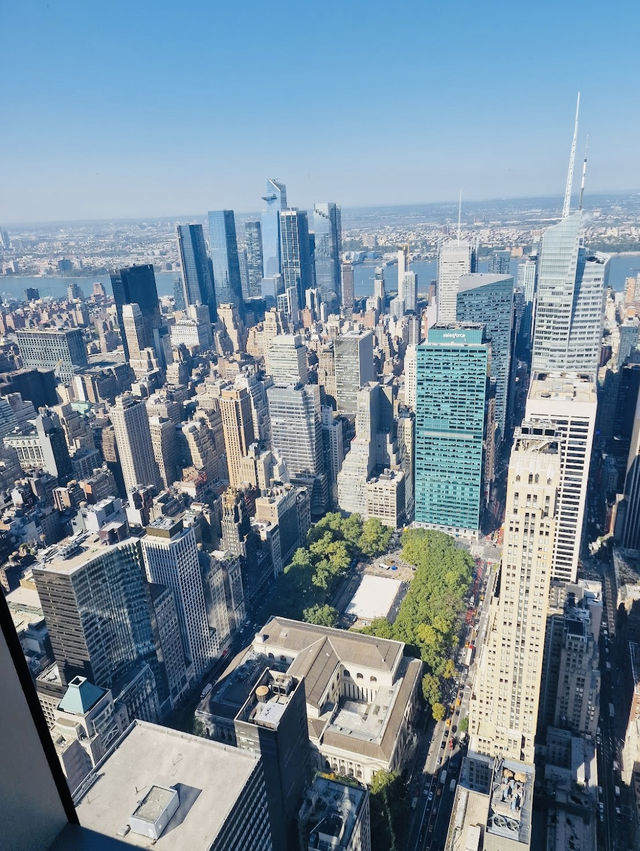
[2,253,639,302]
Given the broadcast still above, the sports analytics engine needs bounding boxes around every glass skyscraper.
[415,324,491,536]
[208,209,244,311]
[245,220,264,298]
[456,273,514,439]
[261,178,287,278]
[312,202,342,305]
[176,224,217,321]
[110,264,162,361]
[280,208,313,310]
[532,211,608,375]
[33,538,162,692]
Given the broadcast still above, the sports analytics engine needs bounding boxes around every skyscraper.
[397,243,410,286]
[176,224,217,322]
[279,208,313,310]
[110,264,162,361]
[525,372,596,583]
[488,249,511,275]
[267,383,327,513]
[373,267,385,304]
[334,330,376,414]
[234,669,310,850]
[17,328,88,385]
[219,387,256,488]
[399,270,417,314]
[531,96,609,374]
[457,273,514,438]
[312,202,342,305]
[531,213,608,374]
[208,210,244,311]
[262,177,287,278]
[245,220,264,298]
[110,393,161,495]
[141,518,217,678]
[266,333,308,386]
[437,240,476,323]
[415,324,491,537]
[470,423,560,763]
[342,261,355,311]
[33,536,163,693]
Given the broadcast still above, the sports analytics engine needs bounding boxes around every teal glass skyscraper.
[456,273,513,440]
[415,324,491,537]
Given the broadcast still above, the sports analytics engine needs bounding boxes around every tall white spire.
[562,92,581,219]
[578,134,589,211]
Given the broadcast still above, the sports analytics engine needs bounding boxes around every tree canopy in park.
[260,512,393,623]
[362,529,473,717]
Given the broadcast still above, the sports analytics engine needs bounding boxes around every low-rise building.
[196,617,422,784]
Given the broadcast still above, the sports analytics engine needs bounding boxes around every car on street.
[427,790,434,802]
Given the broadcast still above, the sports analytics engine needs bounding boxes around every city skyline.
[3,2,640,222]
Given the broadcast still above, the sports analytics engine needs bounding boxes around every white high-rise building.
[141,518,217,679]
[334,330,375,414]
[404,345,417,409]
[111,393,161,495]
[531,211,608,375]
[399,271,417,314]
[525,372,597,583]
[437,240,475,323]
[470,423,560,763]
[266,333,308,386]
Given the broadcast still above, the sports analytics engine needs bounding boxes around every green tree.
[459,716,469,733]
[303,603,339,627]
[359,517,393,557]
[443,659,456,680]
[431,702,446,721]
[361,617,394,639]
[369,770,409,851]
[421,672,441,706]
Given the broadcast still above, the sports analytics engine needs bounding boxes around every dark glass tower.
[176,224,217,322]
[245,220,264,298]
[279,208,313,311]
[110,264,161,361]
[312,202,342,305]
[208,210,244,311]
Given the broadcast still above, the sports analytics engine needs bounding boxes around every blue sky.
[2,0,639,222]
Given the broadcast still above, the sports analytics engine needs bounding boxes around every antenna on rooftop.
[562,92,580,219]
[457,191,462,244]
[578,133,589,212]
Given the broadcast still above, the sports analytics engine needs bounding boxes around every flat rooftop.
[75,721,261,849]
[486,759,533,846]
[528,371,597,404]
[329,685,398,743]
[33,532,136,575]
[346,574,402,620]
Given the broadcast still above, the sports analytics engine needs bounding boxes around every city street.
[405,554,495,850]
